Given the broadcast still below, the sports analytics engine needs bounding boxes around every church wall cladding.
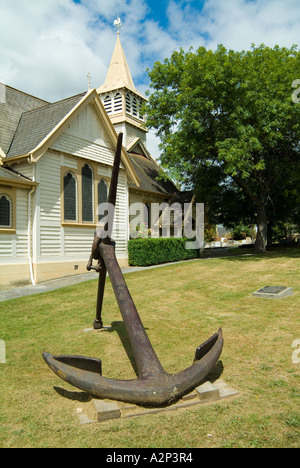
[0,102,130,285]
[0,185,31,286]
[0,158,35,285]
[125,125,147,147]
[0,186,28,259]
[129,191,167,228]
[38,152,62,258]
[36,139,128,262]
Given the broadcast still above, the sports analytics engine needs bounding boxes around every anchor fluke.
[43,132,224,407]
[43,327,223,406]
[43,353,102,374]
[194,331,220,362]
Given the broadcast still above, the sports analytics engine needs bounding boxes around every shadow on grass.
[52,321,139,402]
[205,360,224,383]
[104,322,225,383]
[54,386,92,402]
[104,321,139,377]
[212,247,300,263]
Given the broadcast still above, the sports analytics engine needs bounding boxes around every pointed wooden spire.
[98,33,138,95]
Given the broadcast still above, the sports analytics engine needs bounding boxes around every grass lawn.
[0,248,299,448]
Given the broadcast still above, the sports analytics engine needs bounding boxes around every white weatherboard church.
[0,26,179,288]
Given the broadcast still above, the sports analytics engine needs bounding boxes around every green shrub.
[231,223,251,240]
[128,237,200,266]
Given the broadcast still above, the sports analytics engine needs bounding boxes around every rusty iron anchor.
[43,133,223,407]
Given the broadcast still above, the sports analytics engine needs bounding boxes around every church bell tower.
[97,18,148,148]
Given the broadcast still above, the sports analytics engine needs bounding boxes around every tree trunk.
[254,205,268,254]
[266,221,273,251]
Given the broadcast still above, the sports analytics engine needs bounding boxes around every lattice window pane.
[98,179,108,222]
[64,173,77,221]
[0,195,11,227]
[82,164,93,222]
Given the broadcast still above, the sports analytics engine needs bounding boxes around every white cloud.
[1,0,300,157]
[198,0,300,50]
[146,129,163,160]
[0,0,102,100]
[0,0,150,100]
[166,0,208,49]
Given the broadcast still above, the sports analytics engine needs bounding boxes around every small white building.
[0,32,178,288]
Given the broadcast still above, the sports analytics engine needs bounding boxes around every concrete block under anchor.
[195,381,220,401]
[93,400,121,422]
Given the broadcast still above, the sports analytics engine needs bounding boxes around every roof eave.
[0,147,6,165]
[97,84,147,101]
[127,137,151,159]
[0,175,38,189]
[128,185,175,198]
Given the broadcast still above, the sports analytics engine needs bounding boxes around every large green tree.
[145,44,300,253]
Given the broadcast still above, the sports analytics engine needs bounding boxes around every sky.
[1,0,300,157]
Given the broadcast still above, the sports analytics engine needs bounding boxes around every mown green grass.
[0,249,299,448]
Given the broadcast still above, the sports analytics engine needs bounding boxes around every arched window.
[0,195,11,227]
[104,95,112,114]
[144,203,151,228]
[98,179,108,222]
[82,164,93,222]
[63,173,77,221]
[114,93,122,113]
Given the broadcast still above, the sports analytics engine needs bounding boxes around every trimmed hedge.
[128,237,200,266]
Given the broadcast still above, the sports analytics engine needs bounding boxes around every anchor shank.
[100,241,166,379]
[103,132,123,245]
[91,132,123,327]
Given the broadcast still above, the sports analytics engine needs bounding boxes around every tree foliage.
[146,44,300,252]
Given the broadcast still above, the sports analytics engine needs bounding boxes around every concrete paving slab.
[252,285,293,299]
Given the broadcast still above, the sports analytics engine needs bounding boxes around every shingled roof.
[0,84,175,196]
[6,93,85,159]
[0,86,48,155]
[0,165,37,186]
[128,153,177,196]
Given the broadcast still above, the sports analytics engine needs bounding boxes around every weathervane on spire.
[113,16,122,34]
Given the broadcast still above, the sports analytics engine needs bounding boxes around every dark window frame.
[98,179,108,222]
[81,163,94,223]
[63,172,77,222]
[0,194,12,228]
